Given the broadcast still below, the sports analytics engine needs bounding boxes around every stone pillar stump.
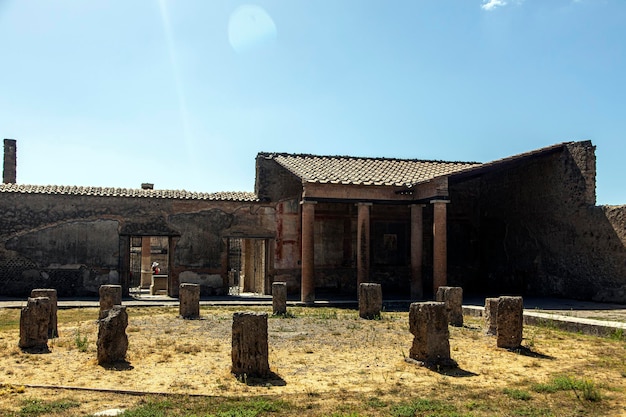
[179,283,200,319]
[97,305,129,365]
[19,297,51,352]
[484,297,499,335]
[272,282,287,315]
[496,296,524,349]
[231,312,270,378]
[99,285,122,320]
[359,283,382,319]
[435,286,463,327]
[409,302,454,367]
[31,289,58,338]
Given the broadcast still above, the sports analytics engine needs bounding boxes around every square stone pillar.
[19,297,51,352]
[272,281,287,315]
[484,297,499,335]
[496,296,524,349]
[99,284,122,320]
[410,204,424,300]
[359,283,382,319]
[431,200,449,294]
[97,305,129,365]
[30,289,58,338]
[409,302,454,367]
[435,286,463,327]
[231,312,270,378]
[357,202,372,290]
[300,201,316,303]
[179,283,200,319]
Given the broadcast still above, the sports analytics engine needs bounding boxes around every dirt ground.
[0,305,625,416]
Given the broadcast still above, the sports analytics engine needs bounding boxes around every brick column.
[301,201,316,303]
[410,204,424,300]
[357,202,372,290]
[431,200,449,294]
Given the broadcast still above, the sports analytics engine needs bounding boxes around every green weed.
[74,330,88,352]
[609,328,624,341]
[504,388,532,400]
[18,398,79,416]
[366,396,387,409]
[511,406,555,417]
[210,398,287,417]
[119,398,174,417]
[391,398,458,417]
[531,375,601,402]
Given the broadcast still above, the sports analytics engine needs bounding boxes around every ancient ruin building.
[1,139,625,302]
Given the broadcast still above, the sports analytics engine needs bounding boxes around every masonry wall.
[0,192,274,297]
[448,141,626,302]
[255,156,302,201]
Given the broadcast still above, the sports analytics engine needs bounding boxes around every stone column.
[496,296,524,349]
[97,305,129,365]
[179,283,200,319]
[140,236,152,289]
[357,203,372,290]
[99,284,122,320]
[231,312,270,378]
[435,286,463,327]
[272,281,287,315]
[30,289,58,338]
[359,283,382,319]
[408,302,455,367]
[301,201,316,303]
[484,297,499,335]
[431,200,449,294]
[410,204,424,300]
[19,297,51,352]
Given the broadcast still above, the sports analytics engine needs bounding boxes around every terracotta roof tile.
[0,184,258,202]
[262,153,481,187]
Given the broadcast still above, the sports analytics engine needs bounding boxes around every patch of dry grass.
[0,306,625,416]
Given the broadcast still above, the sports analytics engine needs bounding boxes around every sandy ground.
[1,306,625,415]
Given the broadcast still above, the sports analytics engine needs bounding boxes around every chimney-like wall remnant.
[3,139,17,184]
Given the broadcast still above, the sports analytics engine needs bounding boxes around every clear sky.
[1,0,624,204]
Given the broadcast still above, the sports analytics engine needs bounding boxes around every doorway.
[228,238,270,295]
[129,236,170,295]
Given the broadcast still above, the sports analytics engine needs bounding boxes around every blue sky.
[1,0,624,204]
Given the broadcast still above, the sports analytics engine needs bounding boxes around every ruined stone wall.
[0,192,274,297]
[449,141,626,301]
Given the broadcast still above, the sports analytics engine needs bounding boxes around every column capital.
[356,202,373,207]
[430,199,450,204]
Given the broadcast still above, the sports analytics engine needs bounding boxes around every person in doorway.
[152,262,160,275]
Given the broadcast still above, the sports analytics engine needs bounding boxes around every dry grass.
[0,305,625,416]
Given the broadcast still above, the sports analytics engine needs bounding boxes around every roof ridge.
[258,151,479,165]
[0,184,259,202]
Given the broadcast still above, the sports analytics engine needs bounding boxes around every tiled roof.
[0,184,258,202]
[262,153,481,187]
